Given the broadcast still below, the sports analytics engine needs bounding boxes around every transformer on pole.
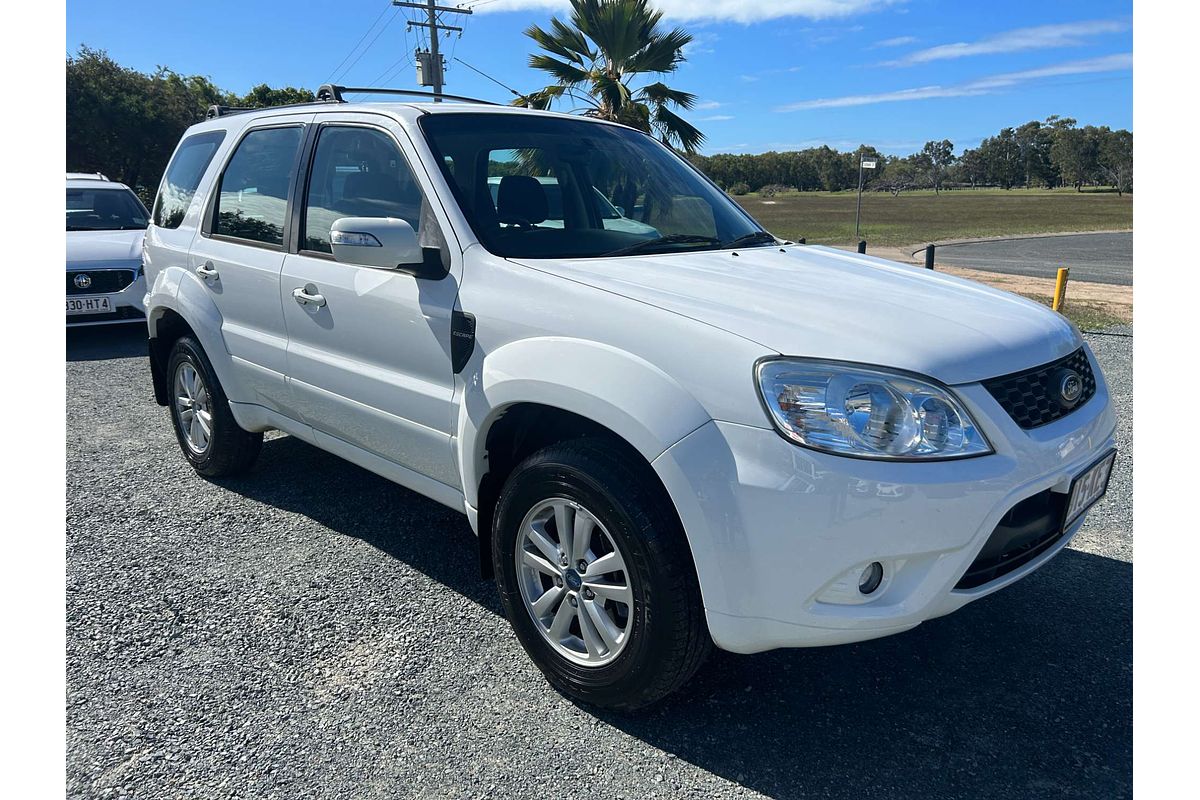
[394,1,471,102]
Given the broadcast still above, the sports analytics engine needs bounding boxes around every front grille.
[983,347,1096,429]
[65,306,145,324]
[955,488,1068,589]
[67,269,135,296]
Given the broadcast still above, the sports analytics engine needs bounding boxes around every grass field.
[735,188,1132,248]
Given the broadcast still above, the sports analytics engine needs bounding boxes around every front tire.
[166,336,262,477]
[493,439,710,711]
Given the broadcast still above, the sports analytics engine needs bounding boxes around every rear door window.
[153,130,225,229]
[212,126,303,247]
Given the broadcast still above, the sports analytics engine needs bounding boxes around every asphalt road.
[66,324,1132,800]
[936,232,1132,285]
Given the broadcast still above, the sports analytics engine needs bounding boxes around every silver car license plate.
[67,296,114,315]
[1063,450,1116,528]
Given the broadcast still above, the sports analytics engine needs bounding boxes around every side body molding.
[456,336,713,511]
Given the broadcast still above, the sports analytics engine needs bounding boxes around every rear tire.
[166,336,262,477]
[493,438,710,711]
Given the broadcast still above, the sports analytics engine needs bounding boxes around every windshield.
[421,113,765,259]
[66,187,149,231]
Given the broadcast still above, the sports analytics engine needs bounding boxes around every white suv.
[143,88,1117,710]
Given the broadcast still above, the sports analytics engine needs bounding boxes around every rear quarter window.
[153,130,226,229]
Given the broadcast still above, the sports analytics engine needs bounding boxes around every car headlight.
[756,359,992,460]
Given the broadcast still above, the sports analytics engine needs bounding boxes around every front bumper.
[652,347,1117,654]
[66,273,147,327]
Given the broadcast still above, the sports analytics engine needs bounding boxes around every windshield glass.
[420,113,765,259]
[66,187,149,231]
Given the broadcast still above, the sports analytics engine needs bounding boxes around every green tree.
[1049,126,1098,191]
[520,0,704,153]
[918,139,955,194]
[238,84,316,107]
[1097,128,1133,196]
[978,128,1023,189]
[953,147,986,188]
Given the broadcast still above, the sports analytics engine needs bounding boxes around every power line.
[330,7,403,85]
[453,57,524,100]
[324,1,395,83]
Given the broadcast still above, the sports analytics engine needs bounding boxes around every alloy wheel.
[515,498,633,666]
[173,362,213,454]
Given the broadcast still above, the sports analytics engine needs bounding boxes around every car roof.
[66,177,135,191]
[186,98,635,135]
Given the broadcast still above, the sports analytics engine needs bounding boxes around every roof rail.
[316,84,499,106]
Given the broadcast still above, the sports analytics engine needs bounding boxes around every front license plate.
[1063,450,1117,528]
[67,296,113,315]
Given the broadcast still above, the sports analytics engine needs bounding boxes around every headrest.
[496,175,548,225]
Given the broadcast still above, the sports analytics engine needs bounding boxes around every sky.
[65,0,1133,156]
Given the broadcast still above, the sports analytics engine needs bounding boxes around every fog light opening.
[858,562,884,595]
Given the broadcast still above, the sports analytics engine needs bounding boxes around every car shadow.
[66,324,146,362]
[220,434,1131,799]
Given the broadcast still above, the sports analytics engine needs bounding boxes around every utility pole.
[393,1,471,102]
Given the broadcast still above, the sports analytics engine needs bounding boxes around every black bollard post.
[925,244,935,270]
[857,240,866,254]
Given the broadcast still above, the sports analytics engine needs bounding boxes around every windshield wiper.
[721,230,778,249]
[602,234,720,257]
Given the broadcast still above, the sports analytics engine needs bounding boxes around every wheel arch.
[459,337,712,578]
[146,275,234,408]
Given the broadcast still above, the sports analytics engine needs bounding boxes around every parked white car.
[143,90,1116,711]
[66,174,149,326]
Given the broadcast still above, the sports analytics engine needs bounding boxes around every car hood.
[513,244,1081,385]
[66,229,145,269]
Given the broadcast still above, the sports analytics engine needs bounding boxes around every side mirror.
[330,217,445,278]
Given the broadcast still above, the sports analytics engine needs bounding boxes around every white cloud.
[887,19,1128,66]
[694,100,724,109]
[873,35,917,48]
[776,52,1132,111]
[699,114,735,121]
[474,1,905,24]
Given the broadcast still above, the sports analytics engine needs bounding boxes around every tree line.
[687,116,1133,197]
[67,47,314,203]
[68,46,1132,206]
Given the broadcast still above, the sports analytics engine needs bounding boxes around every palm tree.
[519,0,704,153]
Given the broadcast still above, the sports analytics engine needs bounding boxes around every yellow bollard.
[1052,267,1070,312]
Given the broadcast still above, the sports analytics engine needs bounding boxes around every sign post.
[855,156,878,239]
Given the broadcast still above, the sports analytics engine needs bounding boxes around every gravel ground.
[66,325,1132,800]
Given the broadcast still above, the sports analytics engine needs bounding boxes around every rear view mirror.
[330,217,444,278]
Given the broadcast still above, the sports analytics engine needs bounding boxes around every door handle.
[292,285,327,308]
[195,262,219,280]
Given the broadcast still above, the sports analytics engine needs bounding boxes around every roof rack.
[316,84,498,106]
[206,105,256,119]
